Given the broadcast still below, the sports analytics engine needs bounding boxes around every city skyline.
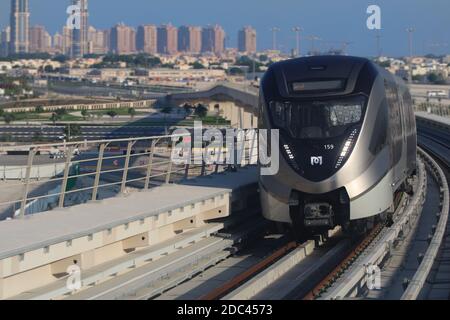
[0,0,449,57]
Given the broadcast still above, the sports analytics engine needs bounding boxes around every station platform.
[0,166,258,299]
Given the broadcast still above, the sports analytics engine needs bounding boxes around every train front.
[259,56,392,233]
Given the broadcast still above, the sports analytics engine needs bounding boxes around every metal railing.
[414,102,450,118]
[0,131,258,219]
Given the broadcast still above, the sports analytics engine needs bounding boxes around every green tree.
[427,72,446,85]
[128,107,136,119]
[3,113,16,124]
[44,65,54,73]
[107,110,118,119]
[191,62,205,69]
[50,112,60,124]
[81,109,88,120]
[194,104,208,118]
[229,67,244,76]
[55,108,68,117]
[35,105,44,113]
[63,124,82,141]
[183,103,193,116]
[259,54,269,62]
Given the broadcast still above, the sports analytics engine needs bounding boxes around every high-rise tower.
[238,26,257,54]
[10,0,30,54]
[71,0,88,58]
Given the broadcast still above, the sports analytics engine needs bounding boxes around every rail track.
[51,133,448,301]
[186,147,447,301]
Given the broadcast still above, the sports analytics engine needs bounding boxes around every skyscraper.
[238,26,257,54]
[178,26,202,54]
[110,23,136,55]
[157,24,178,55]
[201,25,225,55]
[137,25,157,55]
[71,0,88,58]
[10,0,30,54]
[0,27,11,57]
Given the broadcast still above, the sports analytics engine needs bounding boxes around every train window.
[269,95,366,139]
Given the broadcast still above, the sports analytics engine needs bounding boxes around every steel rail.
[401,147,449,299]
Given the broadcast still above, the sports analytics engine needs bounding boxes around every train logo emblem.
[310,156,323,166]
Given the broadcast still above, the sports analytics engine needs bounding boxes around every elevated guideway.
[0,82,448,300]
[0,166,258,299]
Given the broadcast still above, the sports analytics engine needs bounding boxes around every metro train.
[258,56,417,236]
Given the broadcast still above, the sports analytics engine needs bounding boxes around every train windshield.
[269,95,366,139]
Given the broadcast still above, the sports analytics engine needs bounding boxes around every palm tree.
[81,109,88,120]
[161,106,173,134]
[128,107,136,119]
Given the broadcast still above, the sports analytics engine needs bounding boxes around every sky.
[0,0,449,57]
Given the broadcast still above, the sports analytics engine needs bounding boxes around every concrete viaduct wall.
[165,83,259,129]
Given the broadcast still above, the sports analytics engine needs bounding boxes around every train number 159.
[324,144,335,150]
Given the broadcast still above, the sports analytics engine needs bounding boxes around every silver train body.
[258,56,417,231]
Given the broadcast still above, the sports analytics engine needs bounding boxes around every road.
[0,125,168,140]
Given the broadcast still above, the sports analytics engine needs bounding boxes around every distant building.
[70,0,89,57]
[139,68,226,82]
[30,25,51,53]
[110,23,136,55]
[62,26,73,56]
[52,32,63,54]
[178,26,202,54]
[238,26,257,54]
[201,25,225,55]
[136,25,157,55]
[102,29,110,53]
[87,26,108,54]
[0,27,11,57]
[10,0,30,54]
[157,24,178,55]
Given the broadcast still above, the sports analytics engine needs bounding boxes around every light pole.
[406,27,415,83]
[252,33,257,81]
[375,31,382,58]
[270,27,280,51]
[292,27,303,57]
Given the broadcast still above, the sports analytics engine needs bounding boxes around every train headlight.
[282,143,300,170]
[335,128,359,169]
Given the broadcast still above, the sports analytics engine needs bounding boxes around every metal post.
[184,163,190,180]
[58,146,75,208]
[215,145,223,173]
[165,140,175,184]
[144,139,157,190]
[121,141,135,193]
[19,148,36,219]
[92,143,106,201]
